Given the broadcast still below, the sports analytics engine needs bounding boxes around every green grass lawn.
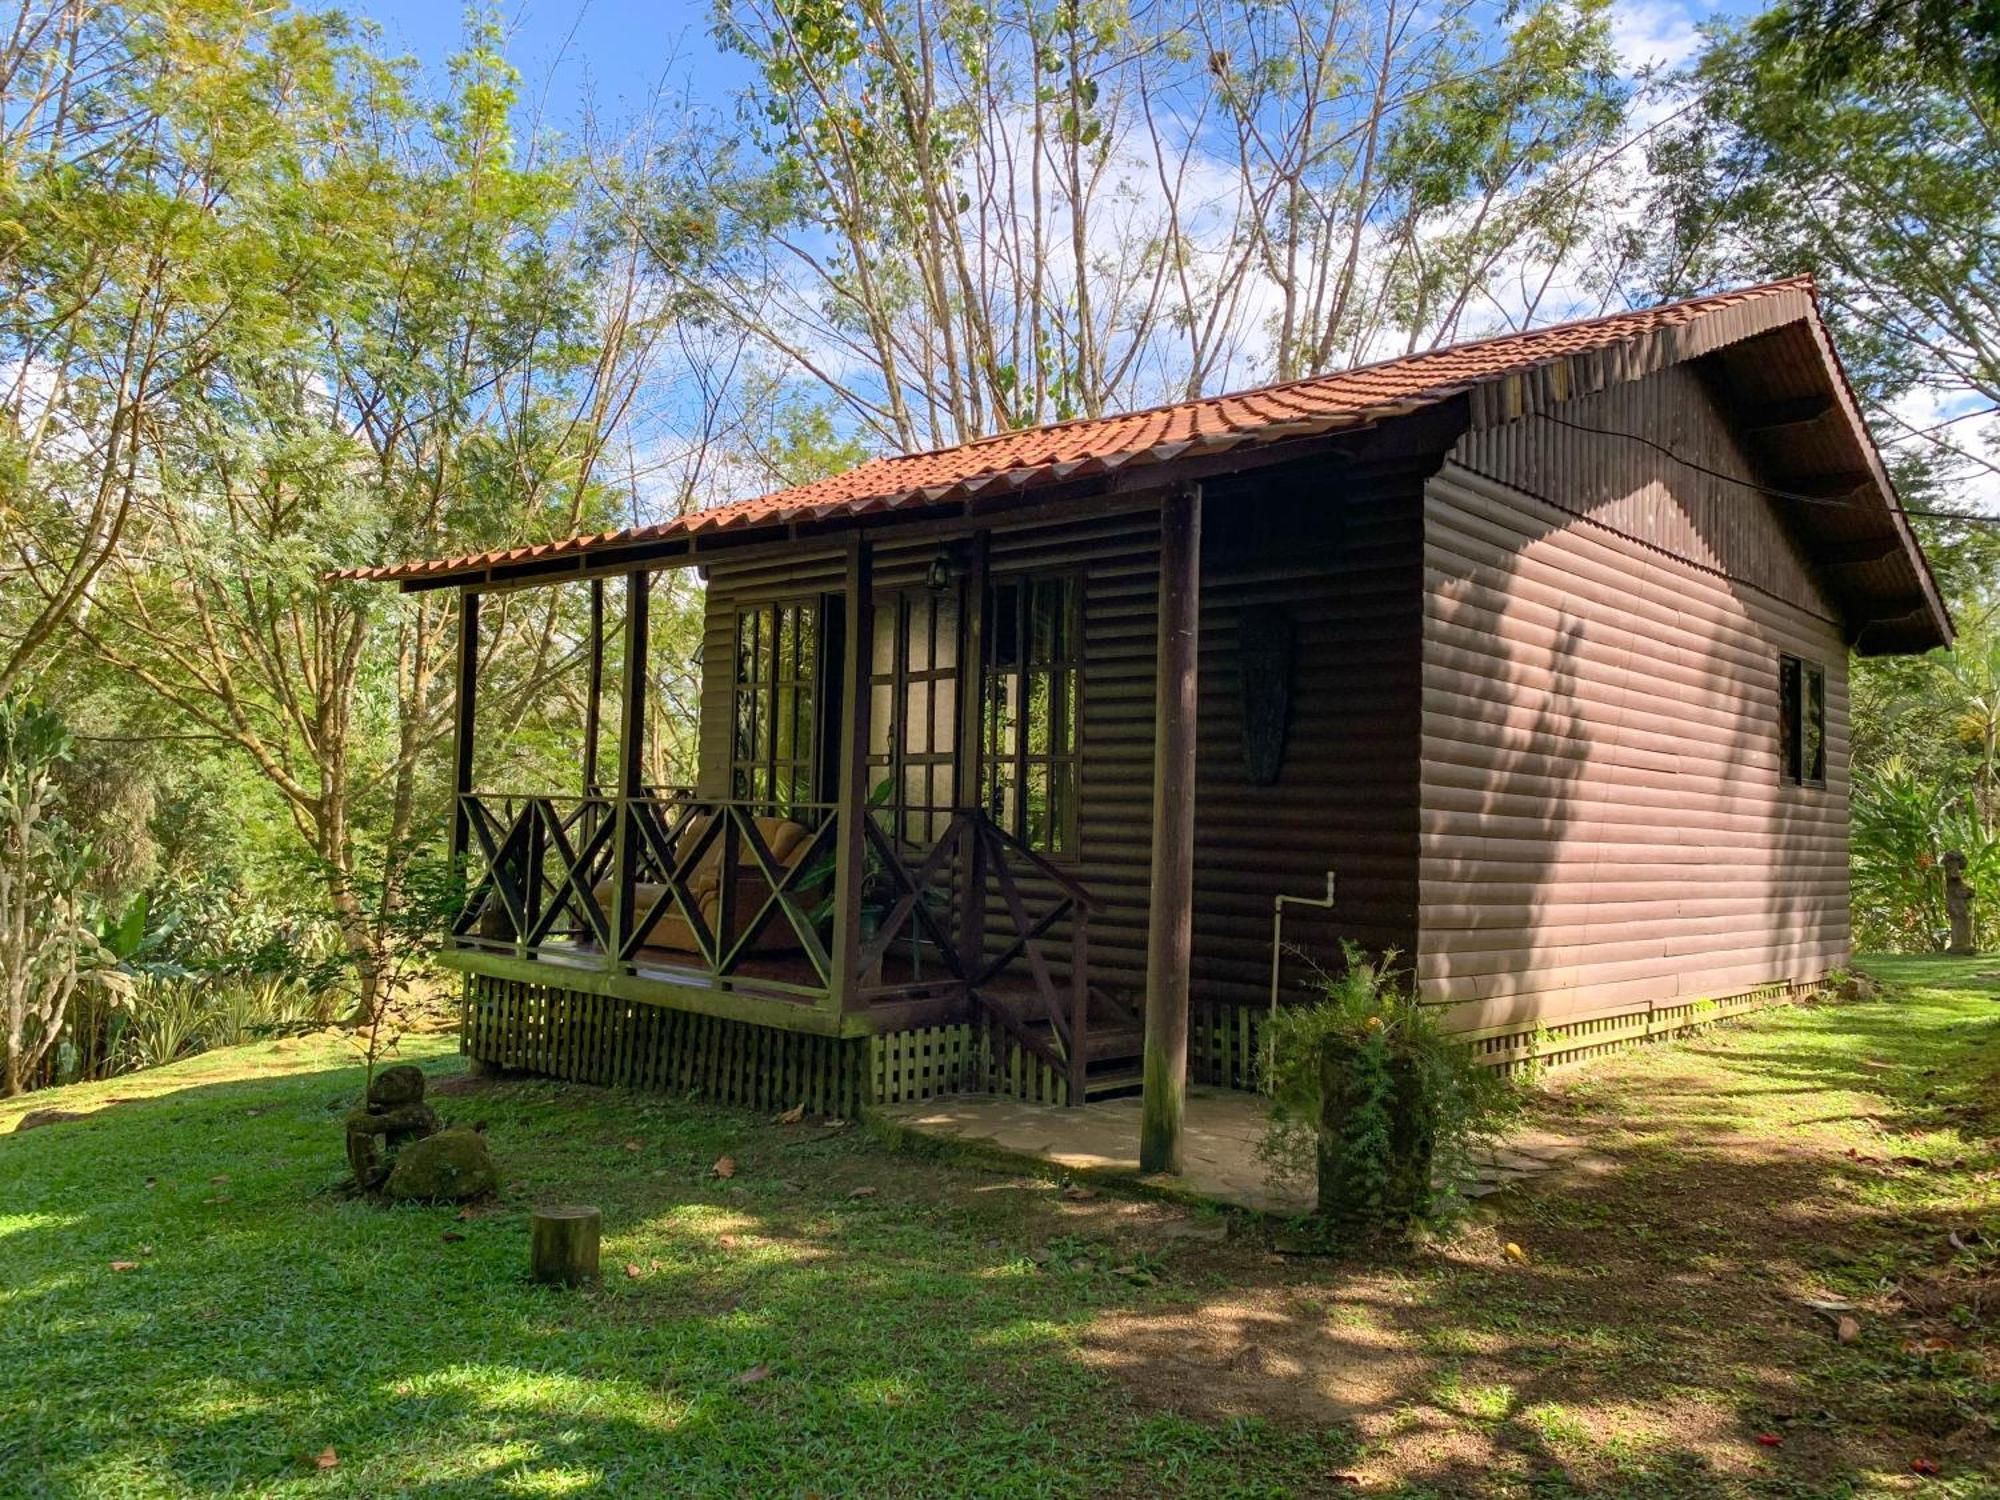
[2,960,1996,1498]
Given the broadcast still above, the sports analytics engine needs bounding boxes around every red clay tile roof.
[333,277,1821,585]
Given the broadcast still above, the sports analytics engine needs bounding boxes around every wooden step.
[1083,1068,1144,1099]
[1083,1023,1142,1063]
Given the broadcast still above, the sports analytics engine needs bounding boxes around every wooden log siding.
[1192,461,1425,1005]
[693,460,1428,1015]
[1419,363,1851,1036]
[695,507,1165,989]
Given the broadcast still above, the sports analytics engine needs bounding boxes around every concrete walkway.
[878,1088,1605,1214]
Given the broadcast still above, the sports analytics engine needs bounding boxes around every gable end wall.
[1418,361,1851,1038]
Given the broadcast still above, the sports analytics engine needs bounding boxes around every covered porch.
[438,487,1207,1155]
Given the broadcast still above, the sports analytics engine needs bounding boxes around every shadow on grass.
[2,966,1996,1497]
[1,1047,1351,1497]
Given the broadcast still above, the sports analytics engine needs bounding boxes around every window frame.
[866,587,962,849]
[981,570,1083,858]
[729,597,824,811]
[1778,652,1827,790]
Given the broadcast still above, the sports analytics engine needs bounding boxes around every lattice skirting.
[461,975,867,1115]
[461,977,1070,1110]
[464,973,1823,1111]
[867,1023,1069,1107]
[1191,977,1823,1089]
[1191,999,1265,1091]
[1465,979,1821,1074]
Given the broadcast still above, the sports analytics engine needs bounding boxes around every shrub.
[1850,756,2000,951]
[1261,945,1517,1235]
[121,977,210,1072]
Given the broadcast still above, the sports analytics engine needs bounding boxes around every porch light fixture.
[925,546,955,593]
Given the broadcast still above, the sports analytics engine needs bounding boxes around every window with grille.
[1778,653,1826,788]
[731,600,820,807]
[983,574,1080,855]
[867,589,960,847]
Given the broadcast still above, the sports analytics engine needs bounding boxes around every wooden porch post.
[1141,483,1201,1174]
[956,531,990,975]
[581,578,607,848]
[609,570,650,968]
[583,578,605,798]
[449,589,480,876]
[831,536,875,1010]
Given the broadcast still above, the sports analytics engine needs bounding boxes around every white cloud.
[1608,0,1707,73]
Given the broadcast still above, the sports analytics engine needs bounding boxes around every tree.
[0,698,111,1095]
[1641,11,1999,508]
[1198,0,1630,381]
[0,1,373,697]
[33,11,677,1021]
[658,0,1633,454]
[1754,0,2000,104]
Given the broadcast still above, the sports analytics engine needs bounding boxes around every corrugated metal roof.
[333,277,1831,586]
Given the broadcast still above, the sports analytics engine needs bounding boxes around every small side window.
[1779,653,1826,788]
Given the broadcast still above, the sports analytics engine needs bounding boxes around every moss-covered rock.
[382,1128,497,1202]
[368,1064,428,1109]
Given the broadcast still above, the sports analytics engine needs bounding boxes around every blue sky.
[352,0,2000,513]
[361,0,1745,127]
[360,1,753,131]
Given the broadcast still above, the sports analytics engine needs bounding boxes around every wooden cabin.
[338,276,1947,1174]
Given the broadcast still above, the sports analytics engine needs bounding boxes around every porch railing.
[451,790,1098,1093]
[860,810,1095,1099]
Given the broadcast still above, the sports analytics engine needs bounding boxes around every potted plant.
[1260,943,1516,1235]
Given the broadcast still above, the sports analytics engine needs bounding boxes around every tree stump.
[530,1205,601,1286]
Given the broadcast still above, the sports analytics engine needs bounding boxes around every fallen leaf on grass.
[622,1139,642,1153]
[846,1186,877,1200]
[776,1103,806,1125]
[456,1205,476,1222]
[822,1117,847,1128]
[1755,1433,1783,1448]
[711,1156,736,1179]
[313,1447,338,1471]
[1504,1242,1527,1263]
[1912,1458,1941,1477]
[732,1362,771,1385]
[1061,1184,1098,1201]
[440,1232,465,1244]
[109,1261,140,1273]
[210,1174,230,1185]
[1836,1315,1861,1344]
